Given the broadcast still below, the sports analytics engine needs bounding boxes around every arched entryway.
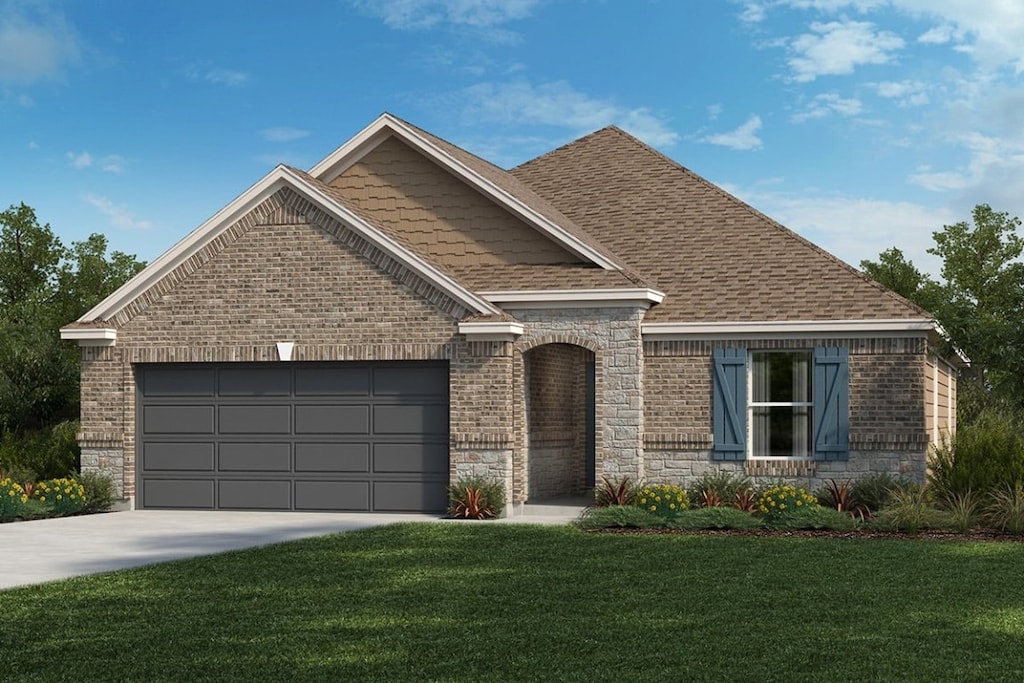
[523,343,596,500]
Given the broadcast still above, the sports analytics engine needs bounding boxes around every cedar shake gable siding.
[511,126,929,323]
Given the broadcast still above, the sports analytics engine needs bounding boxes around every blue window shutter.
[712,348,747,461]
[813,347,850,461]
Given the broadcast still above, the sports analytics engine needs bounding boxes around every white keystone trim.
[59,327,117,345]
[481,288,665,309]
[70,165,502,332]
[309,113,621,271]
[642,319,935,340]
[458,321,525,341]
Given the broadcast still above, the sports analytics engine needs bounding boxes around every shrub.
[817,479,870,519]
[939,489,980,534]
[766,505,859,531]
[0,476,29,522]
[577,505,665,530]
[77,471,117,514]
[983,483,1024,535]
[689,470,752,509]
[850,473,907,514]
[666,506,762,530]
[873,485,948,534]
[929,409,1024,497]
[756,484,818,523]
[594,475,637,507]
[0,420,81,481]
[634,483,689,519]
[32,477,87,517]
[447,477,505,519]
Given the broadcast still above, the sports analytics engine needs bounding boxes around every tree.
[861,204,1024,418]
[0,203,145,432]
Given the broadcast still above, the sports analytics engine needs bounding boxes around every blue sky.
[3,0,1024,278]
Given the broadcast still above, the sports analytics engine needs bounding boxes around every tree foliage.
[861,204,1024,418]
[0,203,145,433]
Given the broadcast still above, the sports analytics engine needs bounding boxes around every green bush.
[938,490,980,534]
[765,505,859,531]
[77,471,117,514]
[983,483,1024,535]
[634,483,689,519]
[929,409,1024,497]
[666,506,762,530]
[0,420,80,481]
[688,470,753,508]
[756,484,818,522]
[447,476,505,519]
[850,473,908,514]
[594,475,638,507]
[577,505,665,530]
[0,476,29,522]
[873,485,949,534]
[31,477,87,517]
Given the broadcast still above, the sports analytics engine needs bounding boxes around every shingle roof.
[510,126,929,323]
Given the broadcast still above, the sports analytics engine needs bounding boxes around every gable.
[330,135,584,268]
[512,127,929,324]
[117,188,466,347]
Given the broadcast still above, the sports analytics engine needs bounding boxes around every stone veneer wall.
[643,336,930,490]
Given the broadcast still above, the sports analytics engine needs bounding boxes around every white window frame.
[747,349,814,460]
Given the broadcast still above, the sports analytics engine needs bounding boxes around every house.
[60,114,959,513]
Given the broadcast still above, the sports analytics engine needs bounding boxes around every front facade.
[63,114,956,513]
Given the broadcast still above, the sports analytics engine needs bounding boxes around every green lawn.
[2,523,1023,682]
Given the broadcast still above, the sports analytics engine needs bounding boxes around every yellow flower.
[780,503,786,510]
[796,500,802,506]
[649,506,656,512]
[669,503,676,510]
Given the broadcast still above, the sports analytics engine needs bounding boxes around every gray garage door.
[137,362,449,512]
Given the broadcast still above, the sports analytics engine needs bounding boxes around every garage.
[136,361,449,512]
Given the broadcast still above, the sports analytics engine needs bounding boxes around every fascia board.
[642,319,936,340]
[59,327,117,346]
[310,114,621,271]
[482,288,665,308]
[74,165,500,327]
[458,321,525,341]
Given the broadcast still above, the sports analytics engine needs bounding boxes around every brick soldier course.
[63,114,959,512]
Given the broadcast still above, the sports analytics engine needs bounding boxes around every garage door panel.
[374,443,448,474]
[219,405,291,434]
[219,480,291,509]
[374,365,448,396]
[295,481,370,511]
[374,481,447,513]
[295,405,369,434]
[219,443,291,471]
[144,479,215,509]
[144,405,215,434]
[295,443,370,472]
[374,404,448,435]
[143,368,215,397]
[295,367,370,396]
[143,443,215,471]
[219,367,291,396]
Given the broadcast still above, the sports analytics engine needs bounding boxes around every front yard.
[2,523,1023,682]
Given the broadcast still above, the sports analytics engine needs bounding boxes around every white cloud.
[702,115,763,150]
[82,194,152,230]
[788,20,904,81]
[891,0,1024,72]
[351,0,540,30]
[707,103,723,120]
[0,4,81,84]
[205,68,248,87]
[791,92,863,121]
[917,24,955,44]
[873,79,929,106]
[100,154,125,173]
[260,127,310,142]
[67,151,92,168]
[459,81,679,147]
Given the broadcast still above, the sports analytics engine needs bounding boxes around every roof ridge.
[593,127,931,319]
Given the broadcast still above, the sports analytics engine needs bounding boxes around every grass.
[2,523,1024,682]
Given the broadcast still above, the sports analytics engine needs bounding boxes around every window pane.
[751,351,811,403]
[751,406,812,457]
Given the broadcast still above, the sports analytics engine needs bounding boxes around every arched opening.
[524,343,596,501]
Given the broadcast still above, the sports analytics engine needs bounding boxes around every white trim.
[59,327,117,346]
[72,165,502,327]
[458,320,525,341]
[482,288,665,309]
[643,318,934,340]
[309,114,621,270]
[931,352,940,446]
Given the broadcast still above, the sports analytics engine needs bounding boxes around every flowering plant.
[757,484,818,522]
[635,484,690,518]
[31,477,87,517]
[0,477,29,522]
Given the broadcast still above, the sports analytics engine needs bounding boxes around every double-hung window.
[712,346,849,462]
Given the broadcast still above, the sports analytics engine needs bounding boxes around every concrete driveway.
[0,505,580,591]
